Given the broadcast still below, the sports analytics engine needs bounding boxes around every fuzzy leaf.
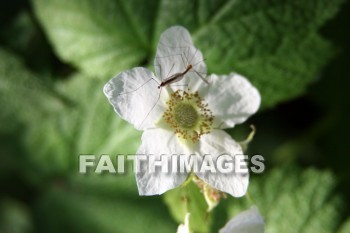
[0,48,64,132]
[33,0,344,108]
[34,186,176,233]
[225,167,347,233]
[24,74,141,184]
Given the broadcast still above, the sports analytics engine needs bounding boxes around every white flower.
[219,206,264,233]
[103,26,260,197]
[176,213,191,233]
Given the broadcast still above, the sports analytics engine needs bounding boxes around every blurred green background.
[0,0,349,232]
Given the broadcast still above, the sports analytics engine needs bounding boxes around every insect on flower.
[114,28,210,128]
[104,26,261,197]
[141,48,210,127]
[156,47,210,88]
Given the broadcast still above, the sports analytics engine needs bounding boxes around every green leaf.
[225,167,347,233]
[338,219,350,233]
[0,10,54,72]
[34,186,176,233]
[33,0,344,108]
[0,48,64,132]
[0,48,155,225]
[0,50,174,232]
[24,73,141,185]
[163,181,212,233]
[0,199,32,233]
[229,33,333,108]
[32,0,157,78]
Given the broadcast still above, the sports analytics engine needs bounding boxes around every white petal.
[103,67,168,130]
[219,206,264,233]
[194,130,249,197]
[176,213,191,233]
[136,129,189,195]
[154,26,208,90]
[199,73,261,129]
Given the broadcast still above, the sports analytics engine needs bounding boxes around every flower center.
[162,90,214,143]
[173,103,198,129]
